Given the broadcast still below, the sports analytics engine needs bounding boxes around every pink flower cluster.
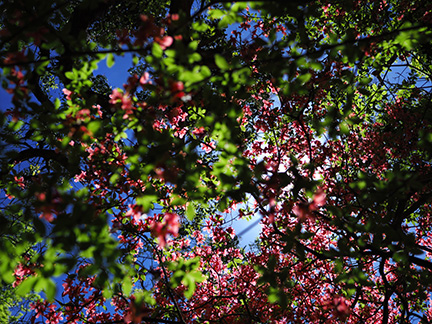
[150,212,180,248]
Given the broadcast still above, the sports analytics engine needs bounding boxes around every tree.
[1,0,432,323]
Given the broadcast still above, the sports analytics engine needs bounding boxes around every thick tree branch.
[11,148,69,167]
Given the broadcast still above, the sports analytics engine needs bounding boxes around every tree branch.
[12,148,69,167]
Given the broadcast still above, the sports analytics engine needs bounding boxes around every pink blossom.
[192,127,206,139]
[75,109,91,121]
[201,141,216,153]
[324,296,351,321]
[310,189,326,211]
[150,213,180,248]
[74,170,87,182]
[109,88,134,117]
[155,36,173,50]
[140,72,152,85]
[174,127,188,139]
[170,81,184,92]
[14,175,25,189]
[62,88,73,100]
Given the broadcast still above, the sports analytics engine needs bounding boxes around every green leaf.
[65,71,75,80]
[359,76,372,85]
[80,246,96,258]
[87,120,102,136]
[192,21,210,32]
[393,250,409,264]
[200,65,211,78]
[170,195,186,206]
[45,279,57,301]
[136,195,158,212]
[182,271,205,298]
[218,14,236,29]
[106,53,115,68]
[15,276,38,296]
[152,43,163,58]
[10,120,24,131]
[297,73,312,85]
[109,173,120,184]
[186,203,195,220]
[215,54,230,70]
[231,2,248,12]
[188,52,201,64]
[209,9,225,19]
[54,98,61,109]
[122,276,132,296]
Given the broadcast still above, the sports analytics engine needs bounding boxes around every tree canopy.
[1,0,432,323]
